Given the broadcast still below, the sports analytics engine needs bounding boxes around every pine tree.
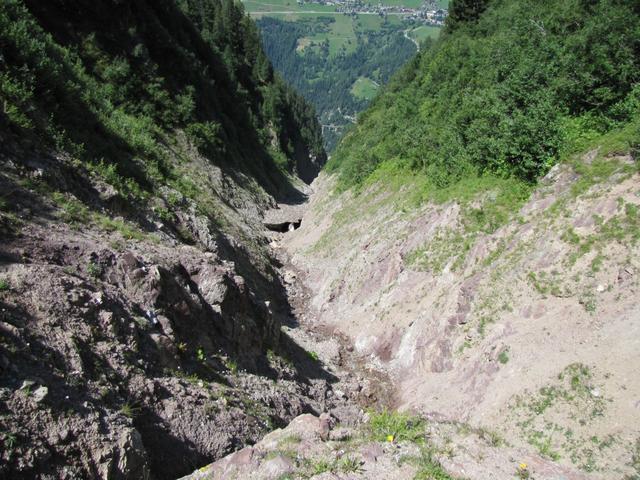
[445,0,490,32]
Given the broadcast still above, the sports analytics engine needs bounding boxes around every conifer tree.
[445,0,490,32]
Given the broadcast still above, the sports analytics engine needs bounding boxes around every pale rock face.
[283,154,640,477]
[31,386,48,403]
[259,455,295,479]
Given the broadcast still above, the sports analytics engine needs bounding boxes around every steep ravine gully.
[2,1,639,479]
[10,143,638,480]
[183,149,640,480]
[0,144,389,480]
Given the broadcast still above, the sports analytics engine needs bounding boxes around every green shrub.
[185,121,225,158]
[311,459,332,474]
[498,349,509,364]
[51,192,90,225]
[3,433,17,450]
[329,0,640,191]
[95,215,144,241]
[120,402,140,418]
[87,261,103,278]
[339,456,361,473]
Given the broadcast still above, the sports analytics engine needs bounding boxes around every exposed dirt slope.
[284,151,640,478]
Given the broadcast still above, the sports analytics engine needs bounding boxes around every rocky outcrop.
[182,411,594,480]
[0,227,281,478]
[0,0,332,476]
[263,203,305,232]
[0,146,322,479]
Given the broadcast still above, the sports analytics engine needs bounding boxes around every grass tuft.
[369,409,425,444]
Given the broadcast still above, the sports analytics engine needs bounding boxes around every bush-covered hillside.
[0,0,325,194]
[328,0,640,189]
[257,16,416,151]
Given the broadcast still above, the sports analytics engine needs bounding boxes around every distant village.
[296,0,448,25]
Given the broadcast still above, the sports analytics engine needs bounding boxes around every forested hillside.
[258,16,418,150]
[1,0,325,191]
[329,0,640,189]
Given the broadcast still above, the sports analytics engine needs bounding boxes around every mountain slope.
[288,146,640,478]
[279,0,640,478]
[0,1,336,479]
[1,0,326,193]
[328,0,640,188]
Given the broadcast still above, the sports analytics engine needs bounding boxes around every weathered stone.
[361,443,384,463]
[20,379,36,391]
[114,429,148,479]
[258,454,294,479]
[318,412,334,441]
[283,270,297,285]
[329,427,352,442]
[32,386,48,403]
[236,446,256,465]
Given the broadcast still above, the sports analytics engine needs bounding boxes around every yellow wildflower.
[519,463,528,470]
[386,434,394,442]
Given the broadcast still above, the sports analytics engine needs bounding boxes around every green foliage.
[329,0,640,190]
[498,348,509,364]
[51,192,90,225]
[413,449,456,480]
[257,16,418,151]
[338,456,361,473]
[307,455,361,475]
[445,0,490,32]
[0,70,34,129]
[406,228,469,273]
[185,121,225,159]
[120,402,141,418]
[561,192,640,270]
[95,216,145,241]
[406,173,532,273]
[311,459,333,475]
[0,278,10,291]
[0,0,325,206]
[3,433,18,450]
[509,363,614,469]
[477,427,505,447]
[369,409,426,443]
[227,359,239,374]
[196,347,206,363]
[527,271,562,297]
[629,439,640,477]
[87,261,103,279]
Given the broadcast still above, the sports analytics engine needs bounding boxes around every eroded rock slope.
[285,150,640,478]
[0,143,340,479]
